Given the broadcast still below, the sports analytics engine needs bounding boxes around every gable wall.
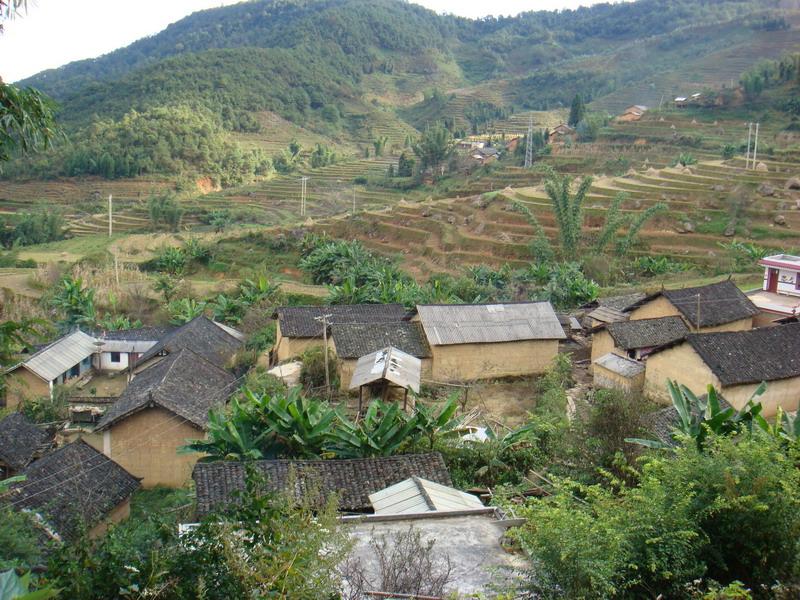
[590,329,618,363]
[722,377,800,418]
[106,407,202,488]
[87,497,131,539]
[431,339,559,382]
[4,368,49,410]
[629,296,681,322]
[644,343,721,404]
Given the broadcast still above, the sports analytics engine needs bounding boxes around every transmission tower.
[524,114,534,169]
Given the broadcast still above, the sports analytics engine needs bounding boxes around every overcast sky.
[0,0,621,82]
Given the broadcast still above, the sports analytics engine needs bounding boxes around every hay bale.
[786,177,800,190]
[756,162,768,172]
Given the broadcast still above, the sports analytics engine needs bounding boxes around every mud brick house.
[331,321,432,390]
[133,316,243,373]
[644,323,800,417]
[93,348,236,488]
[272,304,409,362]
[415,302,565,382]
[192,453,452,518]
[625,280,758,333]
[0,413,52,479]
[6,439,139,540]
[591,316,689,363]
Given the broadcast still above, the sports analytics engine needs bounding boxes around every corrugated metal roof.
[369,477,484,515]
[594,352,645,378]
[417,302,565,345]
[349,347,421,393]
[588,306,628,324]
[99,340,158,353]
[22,330,99,382]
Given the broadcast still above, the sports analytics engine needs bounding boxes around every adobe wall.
[430,339,559,382]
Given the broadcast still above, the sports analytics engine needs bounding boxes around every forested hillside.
[5,0,799,182]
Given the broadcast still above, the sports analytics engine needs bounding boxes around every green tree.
[568,93,585,127]
[412,124,454,176]
[373,135,388,157]
[397,151,415,177]
[167,298,206,324]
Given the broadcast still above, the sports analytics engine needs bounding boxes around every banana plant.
[627,381,767,450]
[328,400,419,458]
[413,396,462,449]
[259,387,339,458]
[183,397,272,461]
[0,569,58,600]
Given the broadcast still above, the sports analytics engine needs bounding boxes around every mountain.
[7,0,800,181]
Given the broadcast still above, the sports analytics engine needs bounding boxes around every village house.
[133,316,243,373]
[415,302,565,382]
[0,413,52,479]
[330,321,432,391]
[92,348,236,488]
[192,452,452,517]
[7,439,140,540]
[272,304,410,362]
[617,104,648,122]
[625,280,759,332]
[548,123,576,144]
[747,254,800,325]
[591,316,689,393]
[643,323,800,417]
[3,330,99,409]
[591,316,689,363]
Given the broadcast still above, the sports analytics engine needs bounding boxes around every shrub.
[300,346,339,391]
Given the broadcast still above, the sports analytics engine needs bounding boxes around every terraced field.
[315,156,800,280]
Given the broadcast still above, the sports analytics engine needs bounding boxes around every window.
[110,352,121,363]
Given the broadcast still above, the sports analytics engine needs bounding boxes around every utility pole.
[695,293,701,333]
[752,122,760,170]
[524,114,534,169]
[658,94,664,111]
[352,185,356,217]
[108,194,113,237]
[300,176,309,217]
[314,313,333,397]
[745,123,753,169]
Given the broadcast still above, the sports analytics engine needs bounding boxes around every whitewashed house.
[748,254,800,324]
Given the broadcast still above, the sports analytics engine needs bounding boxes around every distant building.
[548,123,575,143]
[748,254,800,325]
[617,105,648,122]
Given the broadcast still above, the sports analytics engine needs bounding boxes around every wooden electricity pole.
[108,194,113,237]
[745,123,753,169]
[752,122,760,170]
[315,313,333,397]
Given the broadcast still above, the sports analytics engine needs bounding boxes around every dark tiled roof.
[607,316,689,350]
[599,293,647,312]
[331,322,431,359]
[685,323,800,386]
[137,316,243,368]
[0,413,50,470]
[645,394,733,446]
[7,440,140,540]
[193,453,452,517]
[96,348,236,431]
[275,304,410,338]
[94,326,175,341]
[629,280,758,328]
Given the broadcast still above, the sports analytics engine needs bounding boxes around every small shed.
[349,347,421,411]
[593,352,646,393]
[369,477,484,515]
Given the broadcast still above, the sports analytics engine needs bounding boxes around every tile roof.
[94,326,174,341]
[7,440,140,540]
[588,306,628,325]
[137,316,243,368]
[95,348,236,431]
[629,280,758,328]
[0,413,51,470]
[417,302,565,345]
[275,304,410,338]
[685,323,800,386]
[607,316,689,350]
[331,321,431,359]
[597,292,647,312]
[17,330,98,382]
[193,453,452,517]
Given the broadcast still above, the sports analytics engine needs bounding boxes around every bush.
[511,435,800,598]
[300,346,339,390]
